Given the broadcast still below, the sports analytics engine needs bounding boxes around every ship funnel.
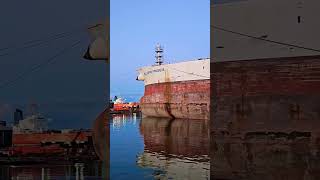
[83,21,109,61]
[155,43,164,65]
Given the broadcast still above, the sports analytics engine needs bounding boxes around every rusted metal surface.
[211,56,320,133]
[11,131,95,157]
[92,108,108,162]
[211,56,320,179]
[11,145,65,155]
[13,132,91,145]
[163,70,174,119]
[140,80,210,120]
[92,107,109,179]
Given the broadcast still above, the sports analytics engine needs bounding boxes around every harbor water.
[0,162,103,179]
[110,113,210,179]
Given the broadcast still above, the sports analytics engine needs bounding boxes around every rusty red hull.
[211,56,320,133]
[11,131,92,156]
[140,80,210,120]
[211,56,320,179]
[13,132,91,145]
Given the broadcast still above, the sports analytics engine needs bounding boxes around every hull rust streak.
[141,80,210,120]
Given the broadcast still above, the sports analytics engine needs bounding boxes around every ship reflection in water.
[0,162,102,179]
[211,130,320,180]
[110,114,210,179]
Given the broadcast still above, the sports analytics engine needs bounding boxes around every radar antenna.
[155,43,164,65]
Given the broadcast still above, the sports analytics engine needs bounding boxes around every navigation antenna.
[155,43,164,65]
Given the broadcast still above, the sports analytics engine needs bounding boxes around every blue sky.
[110,0,210,101]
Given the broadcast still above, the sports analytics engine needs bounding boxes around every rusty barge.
[0,109,98,163]
[137,44,210,120]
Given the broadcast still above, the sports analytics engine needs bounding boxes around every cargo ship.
[136,44,210,120]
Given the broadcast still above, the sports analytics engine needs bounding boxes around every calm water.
[0,162,103,179]
[110,114,210,180]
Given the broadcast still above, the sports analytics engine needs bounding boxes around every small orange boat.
[110,97,140,114]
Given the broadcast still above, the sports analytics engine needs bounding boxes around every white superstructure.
[213,0,320,61]
[13,114,48,134]
[137,59,210,86]
[137,45,210,86]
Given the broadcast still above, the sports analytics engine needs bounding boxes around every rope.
[0,29,83,57]
[167,66,210,79]
[0,40,82,90]
[212,25,320,53]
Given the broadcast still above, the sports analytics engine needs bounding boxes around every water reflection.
[111,114,137,130]
[0,162,102,179]
[211,131,320,180]
[211,113,320,180]
[138,117,210,179]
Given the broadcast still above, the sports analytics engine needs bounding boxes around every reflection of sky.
[110,115,156,179]
[0,1,108,127]
[110,0,209,101]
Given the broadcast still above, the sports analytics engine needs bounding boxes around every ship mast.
[155,43,164,65]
